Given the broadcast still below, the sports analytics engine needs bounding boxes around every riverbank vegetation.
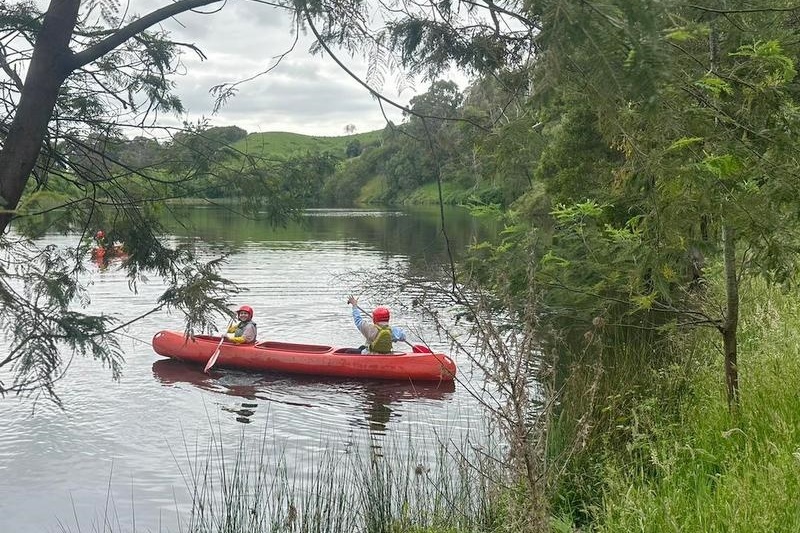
[547,280,800,532]
[365,2,800,531]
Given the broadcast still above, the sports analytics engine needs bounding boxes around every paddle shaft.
[204,318,234,373]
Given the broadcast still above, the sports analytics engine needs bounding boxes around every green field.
[232,130,383,159]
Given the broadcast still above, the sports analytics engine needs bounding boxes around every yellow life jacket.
[369,325,393,354]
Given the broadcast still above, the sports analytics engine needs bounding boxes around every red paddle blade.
[204,336,225,373]
[411,344,433,353]
[203,348,221,373]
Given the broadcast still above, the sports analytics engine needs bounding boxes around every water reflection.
[151,358,315,406]
[162,206,497,266]
[355,379,456,433]
[151,359,455,434]
[89,250,128,271]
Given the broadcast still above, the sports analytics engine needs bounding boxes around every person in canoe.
[346,296,406,354]
[225,305,258,344]
[94,229,107,247]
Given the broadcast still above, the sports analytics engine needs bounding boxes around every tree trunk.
[722,224,739,408]
[0,0,79,233]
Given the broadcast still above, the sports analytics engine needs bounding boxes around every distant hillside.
[232,130,383,159]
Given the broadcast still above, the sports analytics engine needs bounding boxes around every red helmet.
[95,230,105,239]
[372,306,390,323]
[237,305,254,319]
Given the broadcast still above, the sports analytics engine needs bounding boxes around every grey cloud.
[135,1,290,50]
[118,1,441,135]
[173,60,407,135]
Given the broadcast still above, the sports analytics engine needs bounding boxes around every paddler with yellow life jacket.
[346,295,407,354]
[224,305,258,344]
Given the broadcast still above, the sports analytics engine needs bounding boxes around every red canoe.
[151,330,457,382]
[91,245,127,259]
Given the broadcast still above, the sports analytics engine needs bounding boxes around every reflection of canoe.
[152,330,456,381]
[151,358,262,400]
[90,245,128,260]
[151,358,456,432]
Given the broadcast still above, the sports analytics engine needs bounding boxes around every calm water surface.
[0,207,494,532]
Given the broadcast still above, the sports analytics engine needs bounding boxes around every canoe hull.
[91,245,127,259]
[151,330,456,382]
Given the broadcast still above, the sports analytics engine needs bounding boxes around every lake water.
[0,206,497,532]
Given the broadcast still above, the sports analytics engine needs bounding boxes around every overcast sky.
[134,0,454,137]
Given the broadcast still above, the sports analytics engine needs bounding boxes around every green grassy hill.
[232,130,382,159]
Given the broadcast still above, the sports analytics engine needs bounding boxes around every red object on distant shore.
[151,330,456,382]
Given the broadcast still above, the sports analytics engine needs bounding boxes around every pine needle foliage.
[0,1,328,402]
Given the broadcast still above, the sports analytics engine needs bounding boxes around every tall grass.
[545,321,696,525]
[177,425,504,533]
[56,421,504,533]
[564,281,800,531]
